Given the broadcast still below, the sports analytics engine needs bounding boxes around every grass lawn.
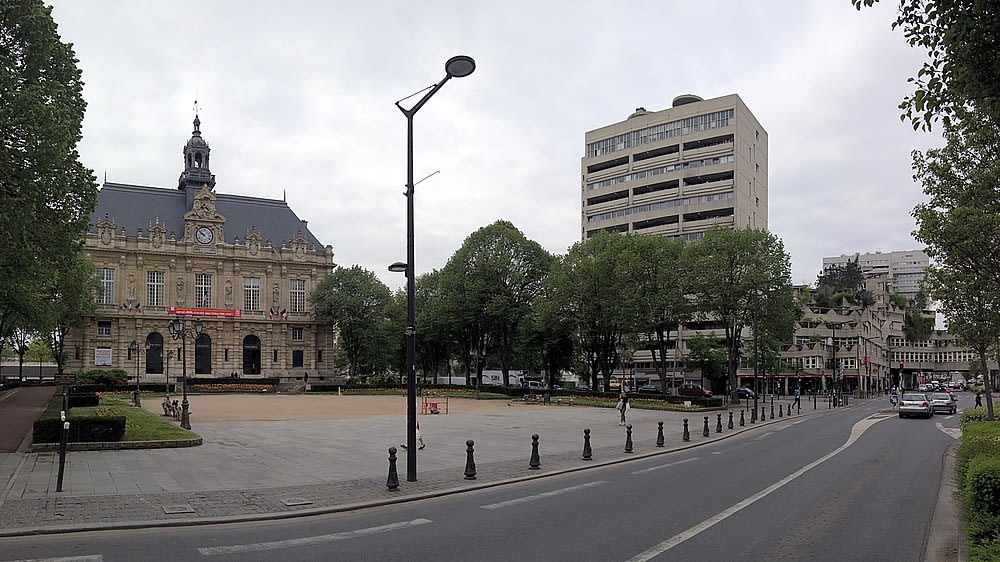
[75,393,197,441]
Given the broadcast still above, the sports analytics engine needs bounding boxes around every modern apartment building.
[581,93,767,241]
[822,250,929,301]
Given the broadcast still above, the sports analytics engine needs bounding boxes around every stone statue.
[225,280,234,306]
[127,274,136,299]
[272,282,280,305]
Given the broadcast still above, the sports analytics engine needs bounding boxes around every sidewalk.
[0,394,819,536]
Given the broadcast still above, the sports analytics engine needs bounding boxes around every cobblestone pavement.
[0,396,820,536]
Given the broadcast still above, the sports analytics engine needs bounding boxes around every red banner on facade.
[168,307,242,318]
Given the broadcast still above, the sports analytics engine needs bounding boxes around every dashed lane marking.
[10,554,104,562]
[753,432,775,441]
[480,481,608,510]
[631,458,699,475]
[197,519,432,556]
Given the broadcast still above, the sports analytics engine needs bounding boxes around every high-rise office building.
[581,93,767,241]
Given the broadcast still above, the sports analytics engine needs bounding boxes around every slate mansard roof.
[90,181,328,253]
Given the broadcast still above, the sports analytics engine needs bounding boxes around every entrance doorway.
[145,332,164,374]
[195,333,212,374]
[243,335,261,375]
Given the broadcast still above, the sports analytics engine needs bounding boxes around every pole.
[180,333,191,430]
[404,110,417,482]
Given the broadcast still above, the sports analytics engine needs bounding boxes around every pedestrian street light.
[392,55,476,483]
[168,316,204,430]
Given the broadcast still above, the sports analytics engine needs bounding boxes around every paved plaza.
[0,390,808,535]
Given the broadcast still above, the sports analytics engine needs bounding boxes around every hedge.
[68,393,99,408]
[32,394,126,443]
[962,408,994,428]
[958,422,1000,484]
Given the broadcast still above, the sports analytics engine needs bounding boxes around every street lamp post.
[168,317,203,430]
[392,55,475,483]
[128,339,149,407]
[165,349,174,393]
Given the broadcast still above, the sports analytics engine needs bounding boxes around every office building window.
[195,273,212,308]
[97,320,112,336]
[292,327,304,341]
[290,279,306,312]
[292,350,304,368]
[317,349,323,363]
[147,271,165,306]
[244,277,260,311]
[99,268,116,304]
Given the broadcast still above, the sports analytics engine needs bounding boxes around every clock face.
[196,227,214,244]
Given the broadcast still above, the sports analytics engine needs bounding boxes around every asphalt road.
[0,386,55,453]
[0,394,963,562]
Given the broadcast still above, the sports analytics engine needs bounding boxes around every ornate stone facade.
[64,116,337,382]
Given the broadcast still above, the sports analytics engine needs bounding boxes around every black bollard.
[778,403,783,417]
[625,424,634,453]
[464,440,477,480]
[386,446,400,491]
[798,400,802,415]
[814,393,817,410]
[771,403,776,419]
[716,413,723,433]
[656,421,665,447]
[761,406,766,421]
[529,434,541,469]
[751,407,756,424]
[56,421,69,493]
[787,403,792,417]
[683,419,690,442]
[582,428,593,460]
[703,416,710,437]
[728,411,734,430]
[740,409,745,426]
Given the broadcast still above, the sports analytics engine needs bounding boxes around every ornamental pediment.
[184,185,227,224]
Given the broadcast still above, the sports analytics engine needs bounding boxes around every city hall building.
[64,116,337,383]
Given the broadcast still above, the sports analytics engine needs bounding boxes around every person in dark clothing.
[617,389,630,426]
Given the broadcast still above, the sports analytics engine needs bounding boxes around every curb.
[28,437,203,453]
[926,440,965,562]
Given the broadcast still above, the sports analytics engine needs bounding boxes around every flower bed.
[191,383,275,393]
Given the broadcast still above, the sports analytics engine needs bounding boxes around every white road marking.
[10,554,104,562]
[197,519,432,555]
[712,451,723,455]
[6,558,102,562]
[935,422,961,439]
[480,481,608,510]
[626,415,889,562]
[631,458,699,475]
[753,432,775,441]
[791,420,805,425]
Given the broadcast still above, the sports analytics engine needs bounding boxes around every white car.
[899,392,933,418]
[929,392,957,414]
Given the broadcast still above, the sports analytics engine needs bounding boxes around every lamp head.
[388,262,408,273]
[445,55,476,78]
[169,317,181,336]
[129,339,138,351]
[194,318,204,334]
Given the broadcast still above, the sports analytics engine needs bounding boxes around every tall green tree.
[631,235,689,393]
[0,1,98,361]
[684,227,793,400]
[547,232,643,391]
[922,268,1000,418]
[685,333,728,387]
[854,0,1000,129]
[310,266,393,378]
[40,250,97,374]
[438,221,552,387]
[912,108,1000,418]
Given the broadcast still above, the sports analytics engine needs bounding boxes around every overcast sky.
[47,0,941,290]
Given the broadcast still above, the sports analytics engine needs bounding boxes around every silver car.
[899,392,933,418]
[929,392,957,414]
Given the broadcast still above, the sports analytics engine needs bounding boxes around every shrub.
[958,422,1000,484]
[68,393,100,408]
[76,369,128,386]
[33,414,126,443]
[966,455,1000,517]
[962,408,995,428]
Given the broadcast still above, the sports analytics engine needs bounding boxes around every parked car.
[678,383,712,397]
[929,392,957,414]
[736,387,756,399]
[899,392,933,418]
[917,384,931,392]
[636,384,662,394]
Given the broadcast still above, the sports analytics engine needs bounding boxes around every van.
[527,381,546,391]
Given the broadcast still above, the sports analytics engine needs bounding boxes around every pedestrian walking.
[616,389,630,426]
[890,388,899,409]
[400,415,426,450]
[794,387,801,408]
[976,390,983,408]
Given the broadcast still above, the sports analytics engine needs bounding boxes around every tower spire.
[178,107,215,191]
